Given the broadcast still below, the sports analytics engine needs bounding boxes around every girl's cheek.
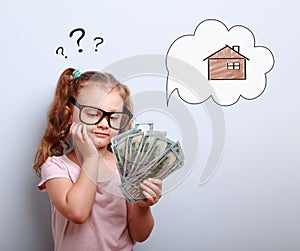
[111,129,119,138]
[86,128,96,140]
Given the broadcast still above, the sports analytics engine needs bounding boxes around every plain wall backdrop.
[1,0,300,250]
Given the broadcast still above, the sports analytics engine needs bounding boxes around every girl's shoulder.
[42,155,77,169]
[38,155,80,190]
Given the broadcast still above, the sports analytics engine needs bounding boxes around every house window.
[227,62,240,70]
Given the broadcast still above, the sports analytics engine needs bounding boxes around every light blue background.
[1,1,299,250]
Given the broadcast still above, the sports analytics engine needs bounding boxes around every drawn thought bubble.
[166,19,275,106]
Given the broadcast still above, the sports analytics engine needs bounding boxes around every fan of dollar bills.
[111,122,184,203]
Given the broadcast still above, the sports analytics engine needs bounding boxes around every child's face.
[72,83,124,151]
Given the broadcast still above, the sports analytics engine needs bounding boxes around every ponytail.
[33,68,75,176]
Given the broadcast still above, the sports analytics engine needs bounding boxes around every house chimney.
[232,45,240,52]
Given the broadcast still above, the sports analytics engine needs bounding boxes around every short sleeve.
[37,156,71,191]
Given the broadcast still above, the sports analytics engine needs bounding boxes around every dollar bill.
[130,139,175,180]
[111,137,128,181]
[134,121,154,131]
[111,122,185,202]
[134,131,166,164]
[124,131,144,179]
[119,181,145,203]
[111,127,141,146]
[131,146,180,184]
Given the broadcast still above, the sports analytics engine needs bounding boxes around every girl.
[34,68,162,251]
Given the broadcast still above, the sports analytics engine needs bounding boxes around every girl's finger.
[140,182,157,198]
[70,122,80,135]
[142,190,155,204]
[141,179,162,196]
[82,124,91,142]
[69,122,76,137]
[148,178,162,188]
[74,124,83,141]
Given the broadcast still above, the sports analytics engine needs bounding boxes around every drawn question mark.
[56,46,67,58]
[69,28,85,53]
[94,37,104,52]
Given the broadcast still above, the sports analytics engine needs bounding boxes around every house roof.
[203,45,249,61]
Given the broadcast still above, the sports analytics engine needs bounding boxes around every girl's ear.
[65,105,73,125]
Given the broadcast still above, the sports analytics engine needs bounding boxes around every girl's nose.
[96,116,109,128]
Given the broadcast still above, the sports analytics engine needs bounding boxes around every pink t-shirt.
[38,155,134,251]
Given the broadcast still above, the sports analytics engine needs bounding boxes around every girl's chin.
[94,140,111,150]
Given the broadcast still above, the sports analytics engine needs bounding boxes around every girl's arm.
[127,178,162,242]
[45,123,99,224]
[45,156,98,224]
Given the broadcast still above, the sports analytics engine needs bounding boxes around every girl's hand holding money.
[127,178,162,241]
[138,178,162,207]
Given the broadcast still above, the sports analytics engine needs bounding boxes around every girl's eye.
[84,109,100,117]
[111,114,121,120]
[87,113,98,117]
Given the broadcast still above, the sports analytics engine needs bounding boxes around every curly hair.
[33,68,133,177]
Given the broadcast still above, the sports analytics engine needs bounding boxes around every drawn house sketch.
[203,45,249,80]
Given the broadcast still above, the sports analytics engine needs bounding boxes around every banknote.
[129,139,177,182]
[111,122,185,202]
[124,131,144,179]
[119,180,145,202]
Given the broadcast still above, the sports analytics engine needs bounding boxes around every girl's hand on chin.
[69,122,99,159]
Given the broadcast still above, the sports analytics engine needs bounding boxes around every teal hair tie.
[72,69,81,79]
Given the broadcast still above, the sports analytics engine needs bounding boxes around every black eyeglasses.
[69,97,133,130]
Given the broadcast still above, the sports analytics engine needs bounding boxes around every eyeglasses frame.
[69,96,133,130]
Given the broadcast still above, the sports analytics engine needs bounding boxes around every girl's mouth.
[94,132,109,138]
